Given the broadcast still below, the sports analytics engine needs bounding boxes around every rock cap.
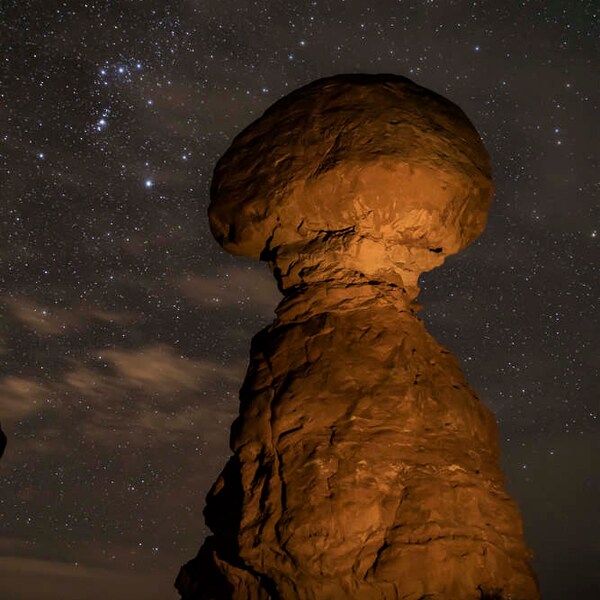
[208,74,493,295]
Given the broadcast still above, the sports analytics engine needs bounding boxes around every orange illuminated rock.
[176,74,539,600]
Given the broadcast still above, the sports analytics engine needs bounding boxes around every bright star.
[145,179,153,188]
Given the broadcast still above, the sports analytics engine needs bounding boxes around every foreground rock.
[176,74,539,600]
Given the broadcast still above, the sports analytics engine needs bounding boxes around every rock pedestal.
[176,74,539,600]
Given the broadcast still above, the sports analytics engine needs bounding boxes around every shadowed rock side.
[177,74,539,600]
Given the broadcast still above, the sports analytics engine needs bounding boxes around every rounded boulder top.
[208,73,494,293]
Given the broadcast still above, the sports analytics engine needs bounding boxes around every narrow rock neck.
[273,280,421,323]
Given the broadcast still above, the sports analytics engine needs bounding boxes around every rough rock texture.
[177,74,539,600]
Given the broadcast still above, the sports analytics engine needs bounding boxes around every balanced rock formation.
[177,74,539,600]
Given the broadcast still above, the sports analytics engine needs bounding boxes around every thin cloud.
[0,376,50,419]
[1,344,242,449]
[179,265,280,314]
[4,296,135,336]
[0,556,169,600]
[97,344,238,393]
[5,297,77,334]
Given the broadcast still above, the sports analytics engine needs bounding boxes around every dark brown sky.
[1,1,599,598]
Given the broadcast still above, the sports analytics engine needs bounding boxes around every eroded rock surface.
[177,74,539,600]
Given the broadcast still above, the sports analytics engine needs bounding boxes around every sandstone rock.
[177,74,539,600]
[208,73,493,300]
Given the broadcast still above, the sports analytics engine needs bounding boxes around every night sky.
[1,1,599,599]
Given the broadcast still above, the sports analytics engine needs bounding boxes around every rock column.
[176,74,539,600]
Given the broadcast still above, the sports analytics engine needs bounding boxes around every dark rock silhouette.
[0,422,5,458]
[176,74,539,599]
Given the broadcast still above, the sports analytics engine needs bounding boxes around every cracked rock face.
[176,74,539,600]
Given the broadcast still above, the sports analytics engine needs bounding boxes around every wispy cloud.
[179,264,280,314]
[4,296,134,335]
[0,376,51,419]
[0,556,170,600]
[1,344,242,449]
[96,344,238,393]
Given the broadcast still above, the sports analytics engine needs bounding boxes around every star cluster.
[1,1,599,599]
